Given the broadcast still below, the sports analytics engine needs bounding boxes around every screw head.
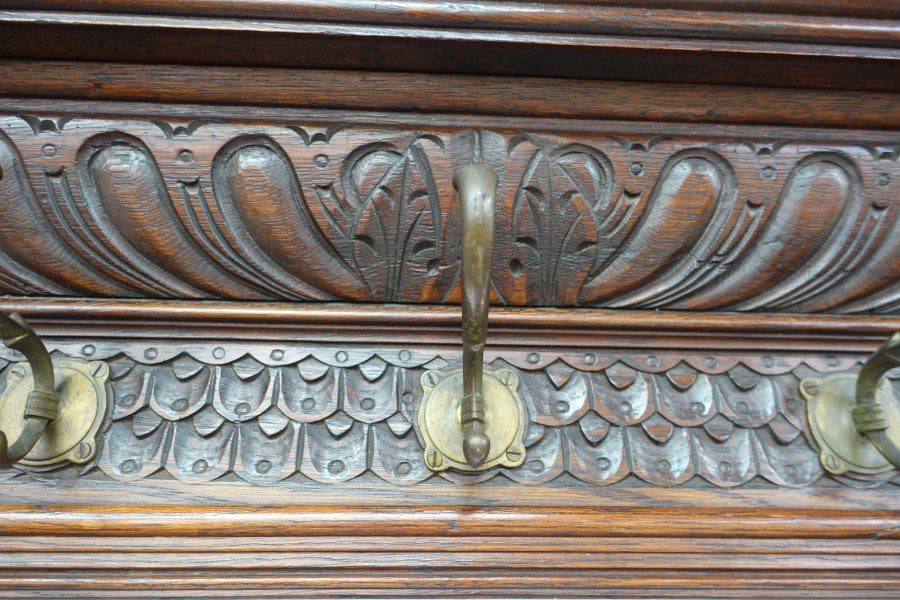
[506,447,523,462]
[74,442,92,460]
[426,449,443,469]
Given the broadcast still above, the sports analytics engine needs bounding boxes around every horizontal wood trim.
[1,4,897,47]
[1,62,898,127]
[2,298,897,353]
[1,504,897,539]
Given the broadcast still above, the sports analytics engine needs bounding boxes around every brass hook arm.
[0,312,59,466]
[454,164,498,468]
[852,332,900,467]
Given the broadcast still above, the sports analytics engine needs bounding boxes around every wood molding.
[0,115,897,312]
[0,501,897,597]
[0,299,895,490]
[1,62,898,127]
[0,5,897,90]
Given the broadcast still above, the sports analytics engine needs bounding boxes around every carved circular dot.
[527,352,540,364]
[255,459,272,474]
[876,172,891,187]
[736,401,750,413]
[825,354,840,367]
[118,394,136,407]
[235,402,251,416]
[646,355,660,367]
[177,149,194,163]
[761,356,774,367]
[119,459,139,474]
[426,259,439,276]
[718,461,734,475]
[313,154,330,168]
[82,344,96,356]
[398,350,411,362]
[192,459,208,474]
[555,400,569,413]
[402,392,414,405]
[756,148,773,158]
[658,459,671,472]
[785,464,799,478]
[144,347,158,360]
[704,356,717,368]
[301,397,316,411]
[270,349,285,361]
[747,195,765,207]
[629,162,644,176]
[619,401,632,415]
[212,347,226,359]
[171,398,189,412]
[41,144,57,157]
[583,353,597,365]
[328,460,345,474]
[509,259,523,278]
[335,351,349,363]
[396,462,412,476]
[528,459,544,473]
[760,166,776,180]
[361,397,375,410]
[596,457,611,471]
[691,402,705,414]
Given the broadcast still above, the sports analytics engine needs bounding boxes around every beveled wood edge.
[6,0,899,28]
[4,97,900,143]
[1,4,898,51]
[0,503,897,539]
[1,298,896,353]
[0,62,898,128]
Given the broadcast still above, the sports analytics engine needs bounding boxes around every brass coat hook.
[0,312,108,468]
[802,332,900,475]
[417,164,526,472]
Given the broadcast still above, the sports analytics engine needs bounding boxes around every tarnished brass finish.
[418,164,527,472]
[801,332,900,475]
[0,312,108,468]
[419,367,526,472]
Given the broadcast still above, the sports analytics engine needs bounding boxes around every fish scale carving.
[2,347,896,489]
[0,117,895,313]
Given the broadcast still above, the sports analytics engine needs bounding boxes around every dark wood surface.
[0,2,897,596]
[0,109,896,312]
[0,1,897,91]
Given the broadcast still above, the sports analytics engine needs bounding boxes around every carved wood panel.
[0,116,896,313]
[3,340,896,489]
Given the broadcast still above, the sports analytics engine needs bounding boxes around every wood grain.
[0,4,897,91]
[0,115,896,312]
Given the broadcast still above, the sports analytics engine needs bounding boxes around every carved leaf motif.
[344,137,446,302]
[509,140,613,305]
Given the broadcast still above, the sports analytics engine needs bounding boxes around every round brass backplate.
[801,373,893,475]
[0,357,108,469]
[418,367,526,472]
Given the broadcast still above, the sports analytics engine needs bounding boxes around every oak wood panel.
[1,62,899,128]
[0,114,896,311]
[0,6,897,91]
[0,299,896,490]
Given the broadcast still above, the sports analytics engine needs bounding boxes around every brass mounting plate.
[418,367,526,472]
[801,373,894,475]
[0,357,108,469]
